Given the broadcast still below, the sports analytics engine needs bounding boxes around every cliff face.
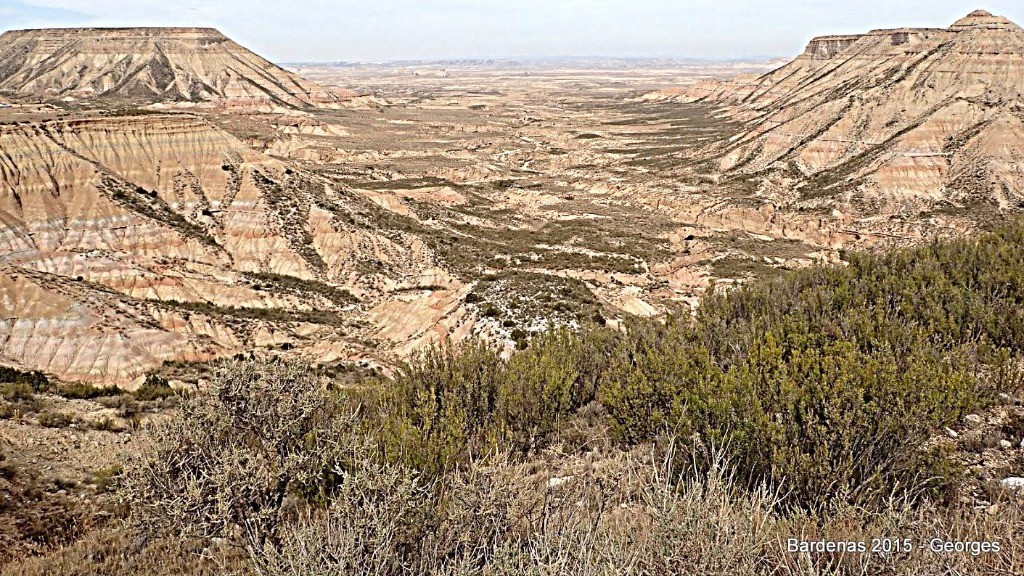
[0,114,448,385]
[0,27,340,108]
[803,35,862,60]
[676,10,1024,207]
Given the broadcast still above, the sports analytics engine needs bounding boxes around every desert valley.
[2,8,1024,575]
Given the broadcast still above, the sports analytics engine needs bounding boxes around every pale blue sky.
[1,1,1021,62]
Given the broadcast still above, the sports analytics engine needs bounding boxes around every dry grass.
[5,436,1022,575]
[5,526,249,576]
[253,443,1024,576]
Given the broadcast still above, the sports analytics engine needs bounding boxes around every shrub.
[91,464,123,493]
[720,333,977,506]
[370,330,616,475]
[120,360,345,549]
[37,411,76,428]
[372,342,507,475]
[0,382,43,417]
[497,330,613,452]
[132,374,177,402]
[0,367,49,392]
[86,416,124,432]
[595,223,1024,508]
[1,382,36,403]
[57,382,121,400]
[251,452,433,576]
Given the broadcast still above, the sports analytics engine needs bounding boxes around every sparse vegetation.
[100,175,219,247]
[243,272,358,306]
[464,270,606,332]
[131,374,177,402]
[0,378,44,418]
[36,410,77,428]
[6,220,1024,573]
[0,367,49,391]
[55,382,121,400]
[162,298,345,327]
[398,197,672,277]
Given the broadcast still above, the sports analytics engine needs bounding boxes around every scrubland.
[5,223,1024,575]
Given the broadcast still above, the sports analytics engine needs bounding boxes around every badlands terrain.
[1,10,1024,575]
[0,11,1022,390]
[0,31,804,388]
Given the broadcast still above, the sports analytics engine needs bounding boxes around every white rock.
[964,414,983,424]
[999,439,1013,450]
[944,427,959,438]
[1001,477,1024,491]
[546,476,573,489]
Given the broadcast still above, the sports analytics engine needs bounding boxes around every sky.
[1,0,1022,62]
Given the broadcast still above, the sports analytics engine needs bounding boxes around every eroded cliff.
[0,113,453,384]
[666,10,1024,209]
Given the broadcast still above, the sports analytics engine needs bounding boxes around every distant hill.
[0,27,341,109]
[668,10,1024,210]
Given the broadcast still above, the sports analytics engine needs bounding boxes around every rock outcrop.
[675,10,1024,208]
[0,27,340,108]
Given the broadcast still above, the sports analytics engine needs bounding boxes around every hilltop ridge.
[658,10,1024,211]
[0,27,342,109]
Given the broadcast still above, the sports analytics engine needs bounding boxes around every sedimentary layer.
[0,27,340,108]
[0,113,447,384]
[668,10,1024,207]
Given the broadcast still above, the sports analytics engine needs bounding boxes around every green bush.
[597,223,1024,508]
[133,374,177,402]
[37,411,76,428]
[0,366,49,392]
[57,382,121,400]
[372,342,506,475]
[497,330,611,451]
[1,382,37,403]
[370,330,616,475]
[0,381,43,417]
[716,332,975,506]
[600,311,997,508]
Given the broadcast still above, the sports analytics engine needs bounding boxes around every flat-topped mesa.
[0,27,341,109]
[1,26,225,38]
[802,35,862,60]
[862,27,948,44]
[801,27,948,61]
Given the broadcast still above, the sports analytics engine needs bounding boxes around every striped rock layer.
[680,10,1024,208]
